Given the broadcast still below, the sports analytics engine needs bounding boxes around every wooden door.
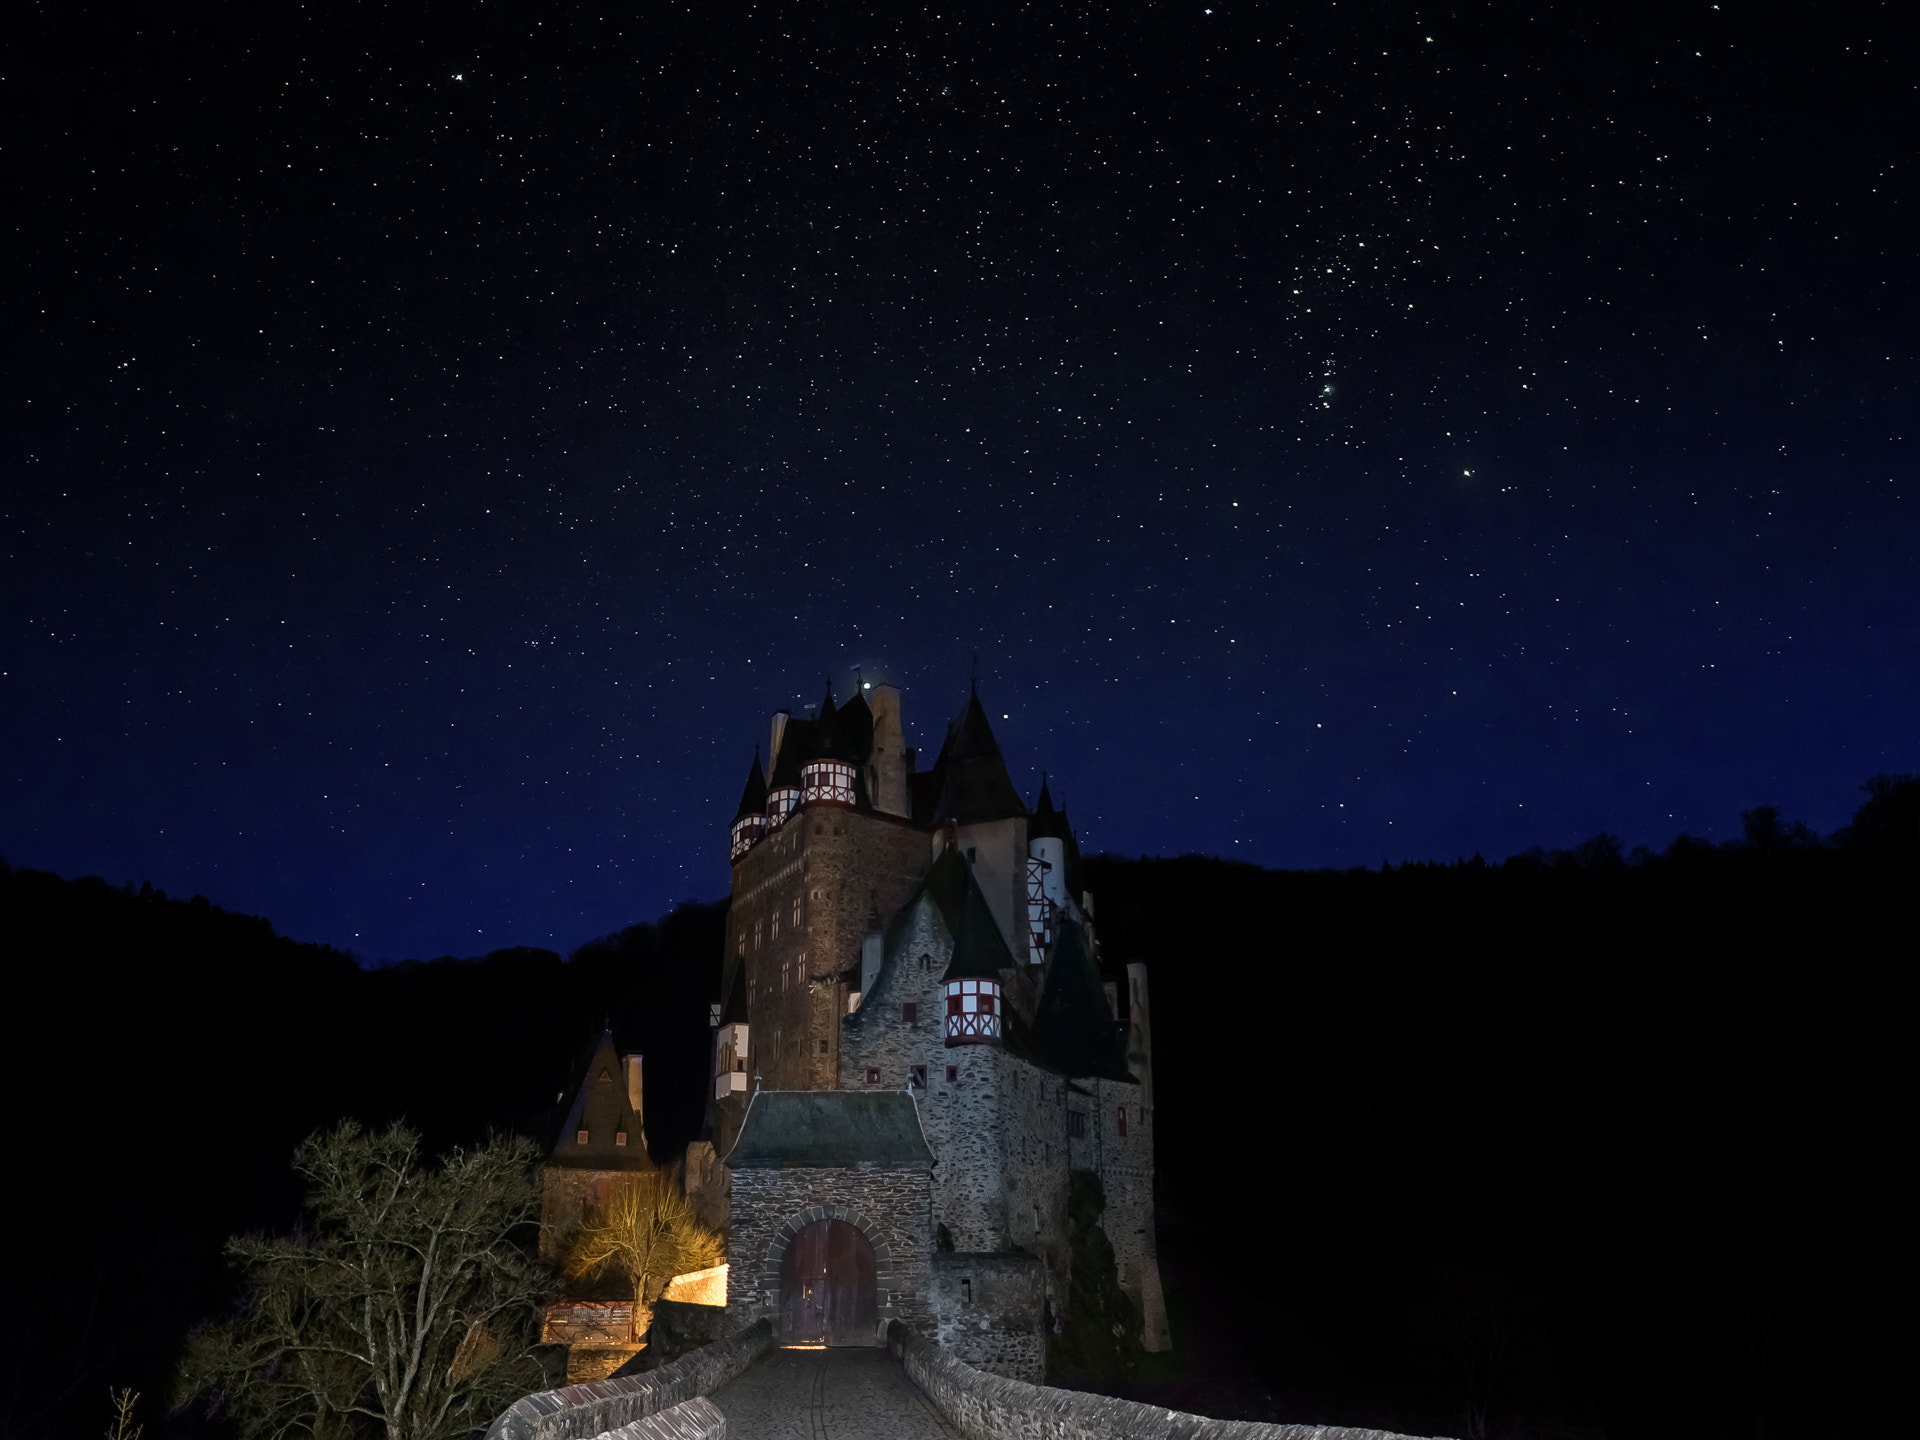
[779,1219,877,1345]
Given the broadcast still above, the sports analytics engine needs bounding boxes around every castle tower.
[540,1028,655,1261]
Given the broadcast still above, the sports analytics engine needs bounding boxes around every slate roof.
[551,1029,656,1169]
[718,962,749,1026]
[1031,921,1135,1083]
[731,751,768,824]
[721,1089,936,1169]
[921,690,1027,825]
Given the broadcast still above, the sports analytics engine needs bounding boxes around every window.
[1067,1111,1085,1139]
[866,1067,881,1084]
[945,1065,959,1084]
[792,897,802,928]
[1117,1106,1128,1138]
[576,1129,589,1145]
[967,846,977,862]
[910,1064,928,1089]
[902,1002,917,1023]
[615,1132,627,1147]
[820,1039,829,1054]
[961,1278,972,1307]
[737,932,745,956]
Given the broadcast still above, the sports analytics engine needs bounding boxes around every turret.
[799,684,858,807]
[729,750,769,861]
[1026,775,1070,958]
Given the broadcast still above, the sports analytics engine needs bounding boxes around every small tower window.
[902,1002,918,1023]
[576,1129,590,1145]
[946,1065,959,1084]
[865,1067,881,1085]
[910,1064,928,1089]
[1067,1111,1085,1139]
[615,1131,627,1147]
[1117,1106,1128,1138]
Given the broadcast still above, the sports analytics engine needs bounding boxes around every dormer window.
[943,978,1002,1046]
[615,1131,627,1147]
[576,1129,589,1145]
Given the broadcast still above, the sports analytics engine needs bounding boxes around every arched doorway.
[779,1218,877,1345]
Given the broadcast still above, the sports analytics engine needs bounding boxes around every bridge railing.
[485,1318,773,1440]
[888,1320,1452,1440]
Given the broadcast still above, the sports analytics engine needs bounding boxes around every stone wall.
[723,1165,934,1338]
[1092,1075,1168,1350]
[484,1319,771,1440]
[888,1322,1450,1440]
[926,1252,1046,1381]
[718,807,926,1149]
[593,1397,726,1440]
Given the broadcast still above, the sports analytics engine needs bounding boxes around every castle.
[693,678,1168,1379]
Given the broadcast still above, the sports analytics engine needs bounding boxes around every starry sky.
[4,0,1913,960]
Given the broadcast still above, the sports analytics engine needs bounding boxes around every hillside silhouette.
[0,773,1911,1439]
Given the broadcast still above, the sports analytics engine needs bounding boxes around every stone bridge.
[485,1320,1446,1440]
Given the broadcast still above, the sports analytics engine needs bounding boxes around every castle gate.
[779,1219,876,1346]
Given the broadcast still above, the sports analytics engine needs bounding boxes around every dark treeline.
[1,776,1911,1440]
[1083,777,1917,1440]
[0,867,723,1440]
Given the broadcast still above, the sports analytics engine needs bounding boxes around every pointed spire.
[732,747,769,823]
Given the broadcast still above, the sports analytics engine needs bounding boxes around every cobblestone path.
[710,1345,959,1440]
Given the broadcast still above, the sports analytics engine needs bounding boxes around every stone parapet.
[888,1321,1452,1440]
[593,1397,726,1440]
[484,1319,772,1440]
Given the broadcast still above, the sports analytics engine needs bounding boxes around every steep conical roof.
[552,1028,656,1169]
[930,845,1019,982]
[732,750,768,823]
[767,715,816,788]
[1031,921,1133,1082]
[926,690,1026,824]
[1028,774,1072,841]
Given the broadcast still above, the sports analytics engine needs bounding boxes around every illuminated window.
[615,1132,627,1147]
[576,1129,589,1145]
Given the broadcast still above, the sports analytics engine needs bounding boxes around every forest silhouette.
[0,774,1910,1440]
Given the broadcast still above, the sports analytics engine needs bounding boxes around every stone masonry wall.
[926,1252,1046,1382]
[484,1319,771,1440]
[840,898,1075,1319]
[1094,1074,1168,1350]
[889,1321,1453,1440]
[718,806,925,1151]
[724,1166,934,1340]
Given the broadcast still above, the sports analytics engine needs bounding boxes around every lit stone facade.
[711,681,1169,1369]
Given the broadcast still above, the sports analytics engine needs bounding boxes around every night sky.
[5,1,1913,961]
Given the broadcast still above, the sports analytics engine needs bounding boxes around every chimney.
[625,1054,645,1130]
[860,903,885,1004]
[866,684,910,817]
[769,709,791,773]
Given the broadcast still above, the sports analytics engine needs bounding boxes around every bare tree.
[560,1175,723,1316]
[174,1123,548,1440]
